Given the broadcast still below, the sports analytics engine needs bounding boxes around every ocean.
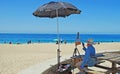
[0,33,120,44]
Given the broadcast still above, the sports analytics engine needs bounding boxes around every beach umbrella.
[33,1,80,18]
[53,38,63,42]
[33,1,81,70]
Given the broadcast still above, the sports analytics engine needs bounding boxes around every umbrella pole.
[56,9,60,70]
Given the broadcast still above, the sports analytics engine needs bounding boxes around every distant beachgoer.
[64,40,67,44]
[75,39,96,73]
[56,41,58,44]
[9,42,12,44]
[61,40,63,44]
[27,40,32,44]
[29,40,31,44]
[98,42,100,44]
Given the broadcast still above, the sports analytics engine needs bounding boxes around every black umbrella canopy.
[33,1,81,18]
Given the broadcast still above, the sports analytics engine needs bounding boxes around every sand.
[0,42,120,74]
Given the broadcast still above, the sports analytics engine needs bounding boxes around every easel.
[72,42,82,67]
[71,32,82,74]
[72,32,81,57]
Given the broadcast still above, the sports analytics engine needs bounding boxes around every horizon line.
[0,33,120,35]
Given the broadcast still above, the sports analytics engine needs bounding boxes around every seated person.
[75,39,96,73]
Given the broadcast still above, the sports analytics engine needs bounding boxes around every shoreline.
[0,43,120,74]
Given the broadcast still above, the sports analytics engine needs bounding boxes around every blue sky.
[0,0,120,34]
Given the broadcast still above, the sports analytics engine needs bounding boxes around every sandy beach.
[0,42,120,74]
